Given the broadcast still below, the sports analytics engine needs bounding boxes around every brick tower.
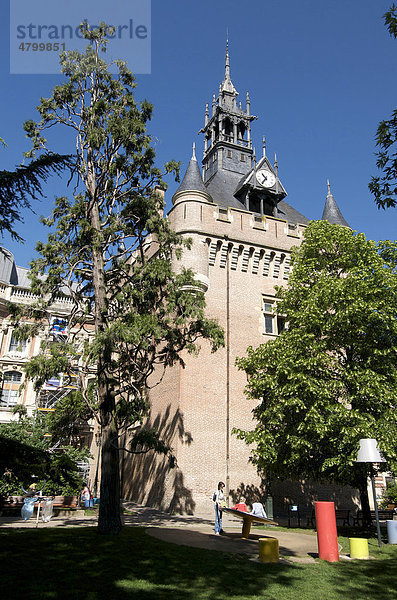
[122,45,350,514]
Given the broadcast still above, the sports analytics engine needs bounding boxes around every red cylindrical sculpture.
[315,501,339,562]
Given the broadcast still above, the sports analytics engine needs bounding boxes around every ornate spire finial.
[225,32,230,80]
[192,142,196,160]
[262,136,266,157]
[327,179,332,196]
[274,153,278,175]
[246,91,250,116]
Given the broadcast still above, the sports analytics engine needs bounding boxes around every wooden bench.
[52,496,78,510]
[223,507,278,538]
[1,495,78,515]
[307,508,351,528]
[352,509,395,526]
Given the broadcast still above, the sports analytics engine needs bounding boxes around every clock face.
[256,168,276,188]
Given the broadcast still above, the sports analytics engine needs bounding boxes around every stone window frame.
[0,370,23,408]
[262,297,285,337]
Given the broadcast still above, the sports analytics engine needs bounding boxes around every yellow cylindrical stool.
[259,538,279,563]
[349,538,369,559]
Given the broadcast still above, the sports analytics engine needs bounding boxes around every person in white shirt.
[250,501,267,518]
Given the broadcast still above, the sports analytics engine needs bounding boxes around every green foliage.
[128,428,176,468]
[381,482,397,506]
[46,391,93,443]
[0,412,87,496]
[369,5,397,209]
[235,221,397,488]
[0,148,72,241]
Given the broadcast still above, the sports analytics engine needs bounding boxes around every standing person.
[81,485,93,508]
[213,481,226,535]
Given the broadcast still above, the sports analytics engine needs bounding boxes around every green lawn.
[0,526,396,600]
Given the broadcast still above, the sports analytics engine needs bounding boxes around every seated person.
[250,501,267,518]
[231,496,248,512]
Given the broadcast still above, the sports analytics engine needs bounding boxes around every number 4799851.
[18,42,66,52]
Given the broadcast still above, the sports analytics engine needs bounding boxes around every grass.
[0,525,396,600]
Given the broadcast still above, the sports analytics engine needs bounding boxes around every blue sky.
[0,0,396,268]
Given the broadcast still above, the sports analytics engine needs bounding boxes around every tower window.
[227,150,232,158]
[249,196,261,214]
[237,121,246,141]
[262,299,285,336]
[240,154,245,162]
[263,301,275,335]
[262,298,286,335]
[223,117,233,142]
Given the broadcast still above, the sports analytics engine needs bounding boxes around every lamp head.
[356,438,386,463]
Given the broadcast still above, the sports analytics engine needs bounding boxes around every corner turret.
[172,144,213,205]
[321,180,350,227]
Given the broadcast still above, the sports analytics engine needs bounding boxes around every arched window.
[1,371,22,407]
[237,122,246,140]
[223,118,232,141]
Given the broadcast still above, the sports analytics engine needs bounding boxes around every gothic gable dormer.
[234,152,287,216]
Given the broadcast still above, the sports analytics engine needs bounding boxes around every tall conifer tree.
[14,24,223,534]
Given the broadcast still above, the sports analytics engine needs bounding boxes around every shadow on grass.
[0,526,396,600]
[0,526,299,600]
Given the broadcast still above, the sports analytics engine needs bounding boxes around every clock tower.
[200,42,287,218]
[200,41,255,182]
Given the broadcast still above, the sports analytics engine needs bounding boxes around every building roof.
[204,170,309,225]
[173,144,212,202]
[0,248,19,285]
[321,180,350,227]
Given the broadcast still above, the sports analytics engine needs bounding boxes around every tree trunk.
[89,172,122,534]
[98,414,122,534]
[357,469,371,527]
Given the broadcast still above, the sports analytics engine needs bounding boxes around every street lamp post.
[356,438,386,548]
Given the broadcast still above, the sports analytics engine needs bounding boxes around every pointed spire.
[262,136,266,157]
[212,93,216,116]
[225,35,231,81]
[246,91,250,115]
[220,37,237,95]
[205,103,209,125]
[173,147,212,204]
[321,179,350,227]
[274,154,280,195]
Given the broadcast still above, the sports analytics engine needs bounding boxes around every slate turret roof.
[321,180,350,227]
[173,144,212,203]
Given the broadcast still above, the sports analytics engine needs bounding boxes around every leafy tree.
[0,137,72,241]
[235,221,397,520]
[369,4,397,209]
[12,23,223,534]
[46,390,93,446]
[0,410,87,498]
